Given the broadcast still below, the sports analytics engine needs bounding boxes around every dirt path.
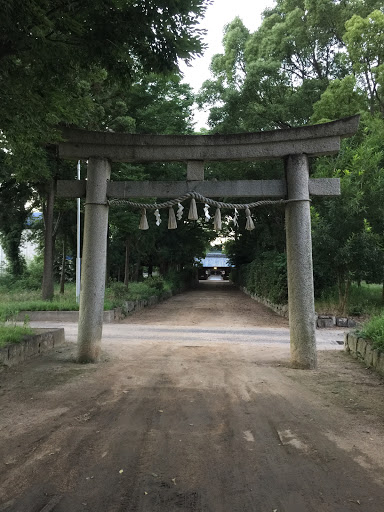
[1,282,384,511]
[122,281,289,328]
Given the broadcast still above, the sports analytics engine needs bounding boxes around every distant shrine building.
[198,253,233,280]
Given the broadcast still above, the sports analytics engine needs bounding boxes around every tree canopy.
[0,0,211,163]
[198,0,384,313]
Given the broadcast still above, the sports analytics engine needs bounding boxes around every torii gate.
[57,115,359,369]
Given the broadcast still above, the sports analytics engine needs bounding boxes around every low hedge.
[232,251,288,305]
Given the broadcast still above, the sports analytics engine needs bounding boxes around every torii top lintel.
[58,115,360,163]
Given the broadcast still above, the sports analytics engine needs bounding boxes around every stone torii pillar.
[77,158,111,363]
[285,154,316,369]
[56,115,360,367]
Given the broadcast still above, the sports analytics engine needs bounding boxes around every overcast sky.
[180,0,276,128]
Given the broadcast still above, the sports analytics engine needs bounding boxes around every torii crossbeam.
[57,115,360,369]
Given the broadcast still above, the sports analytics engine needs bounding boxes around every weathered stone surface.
[61,138,343,163]
[38,334,54,351]
[376,353,384,376]
[286,154,316,369]
[113,308,123,321]
[2,329,65,367]
[108,179,287,199]
[347,332,358,354]
[24,339,40,357]
[78,157,111,363]
[345,333,384,377]
[124,301,135,313]
[15,310,79,322]
[317,317,334,328]
[15,310,126,324]
[347,318,357,327]
[58,116,360,162]
[357,338,367,359]
[8,343,25,365]
[187,161,204,181]
[336,317,348,327]
[240,287,289,320]
[372,348,380,368]
[149,296,157,306]
[364,343,374,367]
[309,179,340,197]
[0,346,9,365]
[58,178,342,200]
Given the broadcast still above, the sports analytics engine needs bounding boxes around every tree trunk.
[148,263,153,277]
[124,237,131,286]
[42,180,55,300]
[59,237,66,294]
[133,258,141,282]
[338,275,350,316]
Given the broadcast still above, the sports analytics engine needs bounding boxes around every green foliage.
[315,282,383,316]
[164,266,198,292]
[359,314,384,352]
[0,325,34,348]
[312,76,367,123]
[0,270,187,321]
[1,0,211,166]
[311,114,384,311]
[0,255,45,292]
[0,153,33,275]
[344,9,384,113]
[146,276,166,292]
[232,251,288,305]
[106,279,165,304]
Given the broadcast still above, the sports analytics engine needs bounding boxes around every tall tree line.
[197,0,384,312]
[0,0,213,297]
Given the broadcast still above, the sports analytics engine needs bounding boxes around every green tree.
[344,9,384,114]
[0,1,212,298]
[198,1,384,313]
[0,0,211,154]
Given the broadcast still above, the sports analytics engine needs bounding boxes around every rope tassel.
[168,207,177,229]
[233,208,239,228]
[188,198,198,220]
[177,202,184,220]
[245,207,255,231]
[204,203,211,221]
[139,208,149,230]
[154,209,161,226]
[213,208,222,231]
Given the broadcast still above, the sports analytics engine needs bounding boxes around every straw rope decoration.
[108,192,307,231]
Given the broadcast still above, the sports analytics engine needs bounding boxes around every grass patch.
[358,315,384,352]
[0,325,34,347]
[315,282,384,317]
[0,276,173,321]
[105,279,169,308]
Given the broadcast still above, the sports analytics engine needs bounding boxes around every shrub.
[146,276,164,291]
[165,266,197,292]
[315,282,383,316]
[232,251,287,304]
[0,325,34,347]
[108,281,128,300]
[359,315,384,352]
